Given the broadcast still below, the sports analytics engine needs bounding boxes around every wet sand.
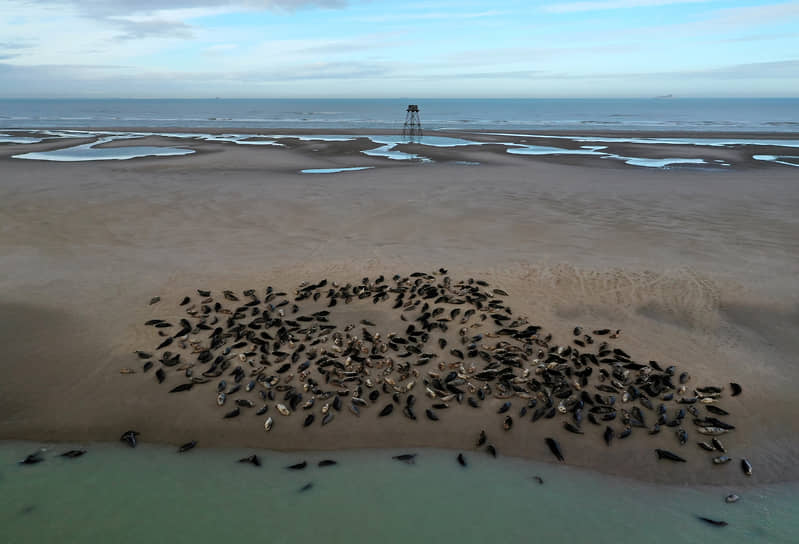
[0,130,797,485]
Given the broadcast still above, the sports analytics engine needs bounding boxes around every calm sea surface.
[1,441,797,544]
[1,98,797,132]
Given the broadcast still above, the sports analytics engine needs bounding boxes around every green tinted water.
[1,441,796,544]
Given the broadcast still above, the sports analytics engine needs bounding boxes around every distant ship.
[654,94,674,99]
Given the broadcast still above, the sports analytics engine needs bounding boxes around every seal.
[486,444,497,458]
[425,409,439,421]
[19,452,44,465]
[477,430,487,447]
[457,453,467,467]
[655,448,686,462]
[120,430,139,448]
[287,461,307,470]
[604,426,614,446]
[503,416,513,431]
[178,440,197,453]
[238,454,261,466]
[169,383,193,393]
[741,458,752,476]
[697,516,727,527]
[264,417,273,432]
[725,494,740,503]
[299,482,313,493]
[318,460,337,467]
[545,437,564,462]
[303,414,315,427]
[60,449,87,458]
[378,404,394,417]
[730,382,742,396]
[392,453,417,464]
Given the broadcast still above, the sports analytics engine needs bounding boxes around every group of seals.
[136,270,748,477]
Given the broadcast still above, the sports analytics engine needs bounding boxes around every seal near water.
[318,460,337,467]
[178,441,197,453]
[697,516,728,527]
[545,438,564,462]
[392,453,417,464]
[477,430,487,447]
[287,461,307,470]
[19,451,44,465]
[299,482,313,493]
[725,494,740,503]
[238,454,261,467]
[60,449,87,458]
[457,453,467,467]
[741,458,752,476]
[169,383,193,393]
[603,426,614,446]
[120,430,139,448]
[655,449,686,462]
[486,444,497,458]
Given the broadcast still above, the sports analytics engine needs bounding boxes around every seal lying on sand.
[120,430,139,448]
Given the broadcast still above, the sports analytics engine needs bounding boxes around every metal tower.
[402,104,422,142]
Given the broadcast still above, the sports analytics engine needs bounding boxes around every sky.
[0,0,797,98]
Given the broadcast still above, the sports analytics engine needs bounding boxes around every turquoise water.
[1,441,797,544]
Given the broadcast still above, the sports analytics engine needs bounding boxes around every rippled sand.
[0,131,797,484]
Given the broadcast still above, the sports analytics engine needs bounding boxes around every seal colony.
[133,270,751,478]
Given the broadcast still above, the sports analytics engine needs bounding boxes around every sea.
[1,442,797,544]
[1,98,798,132]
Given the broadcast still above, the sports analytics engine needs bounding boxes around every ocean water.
[1,441,796,544]
[1,98,798,132]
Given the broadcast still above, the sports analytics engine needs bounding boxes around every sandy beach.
[1,130,797,485]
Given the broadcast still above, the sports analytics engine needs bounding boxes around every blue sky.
[0,0,797,97]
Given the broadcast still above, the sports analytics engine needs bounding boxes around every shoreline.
[5,438,794,489]
[4,125,799,139]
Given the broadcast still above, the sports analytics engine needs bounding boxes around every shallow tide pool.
[1,441,796,544]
